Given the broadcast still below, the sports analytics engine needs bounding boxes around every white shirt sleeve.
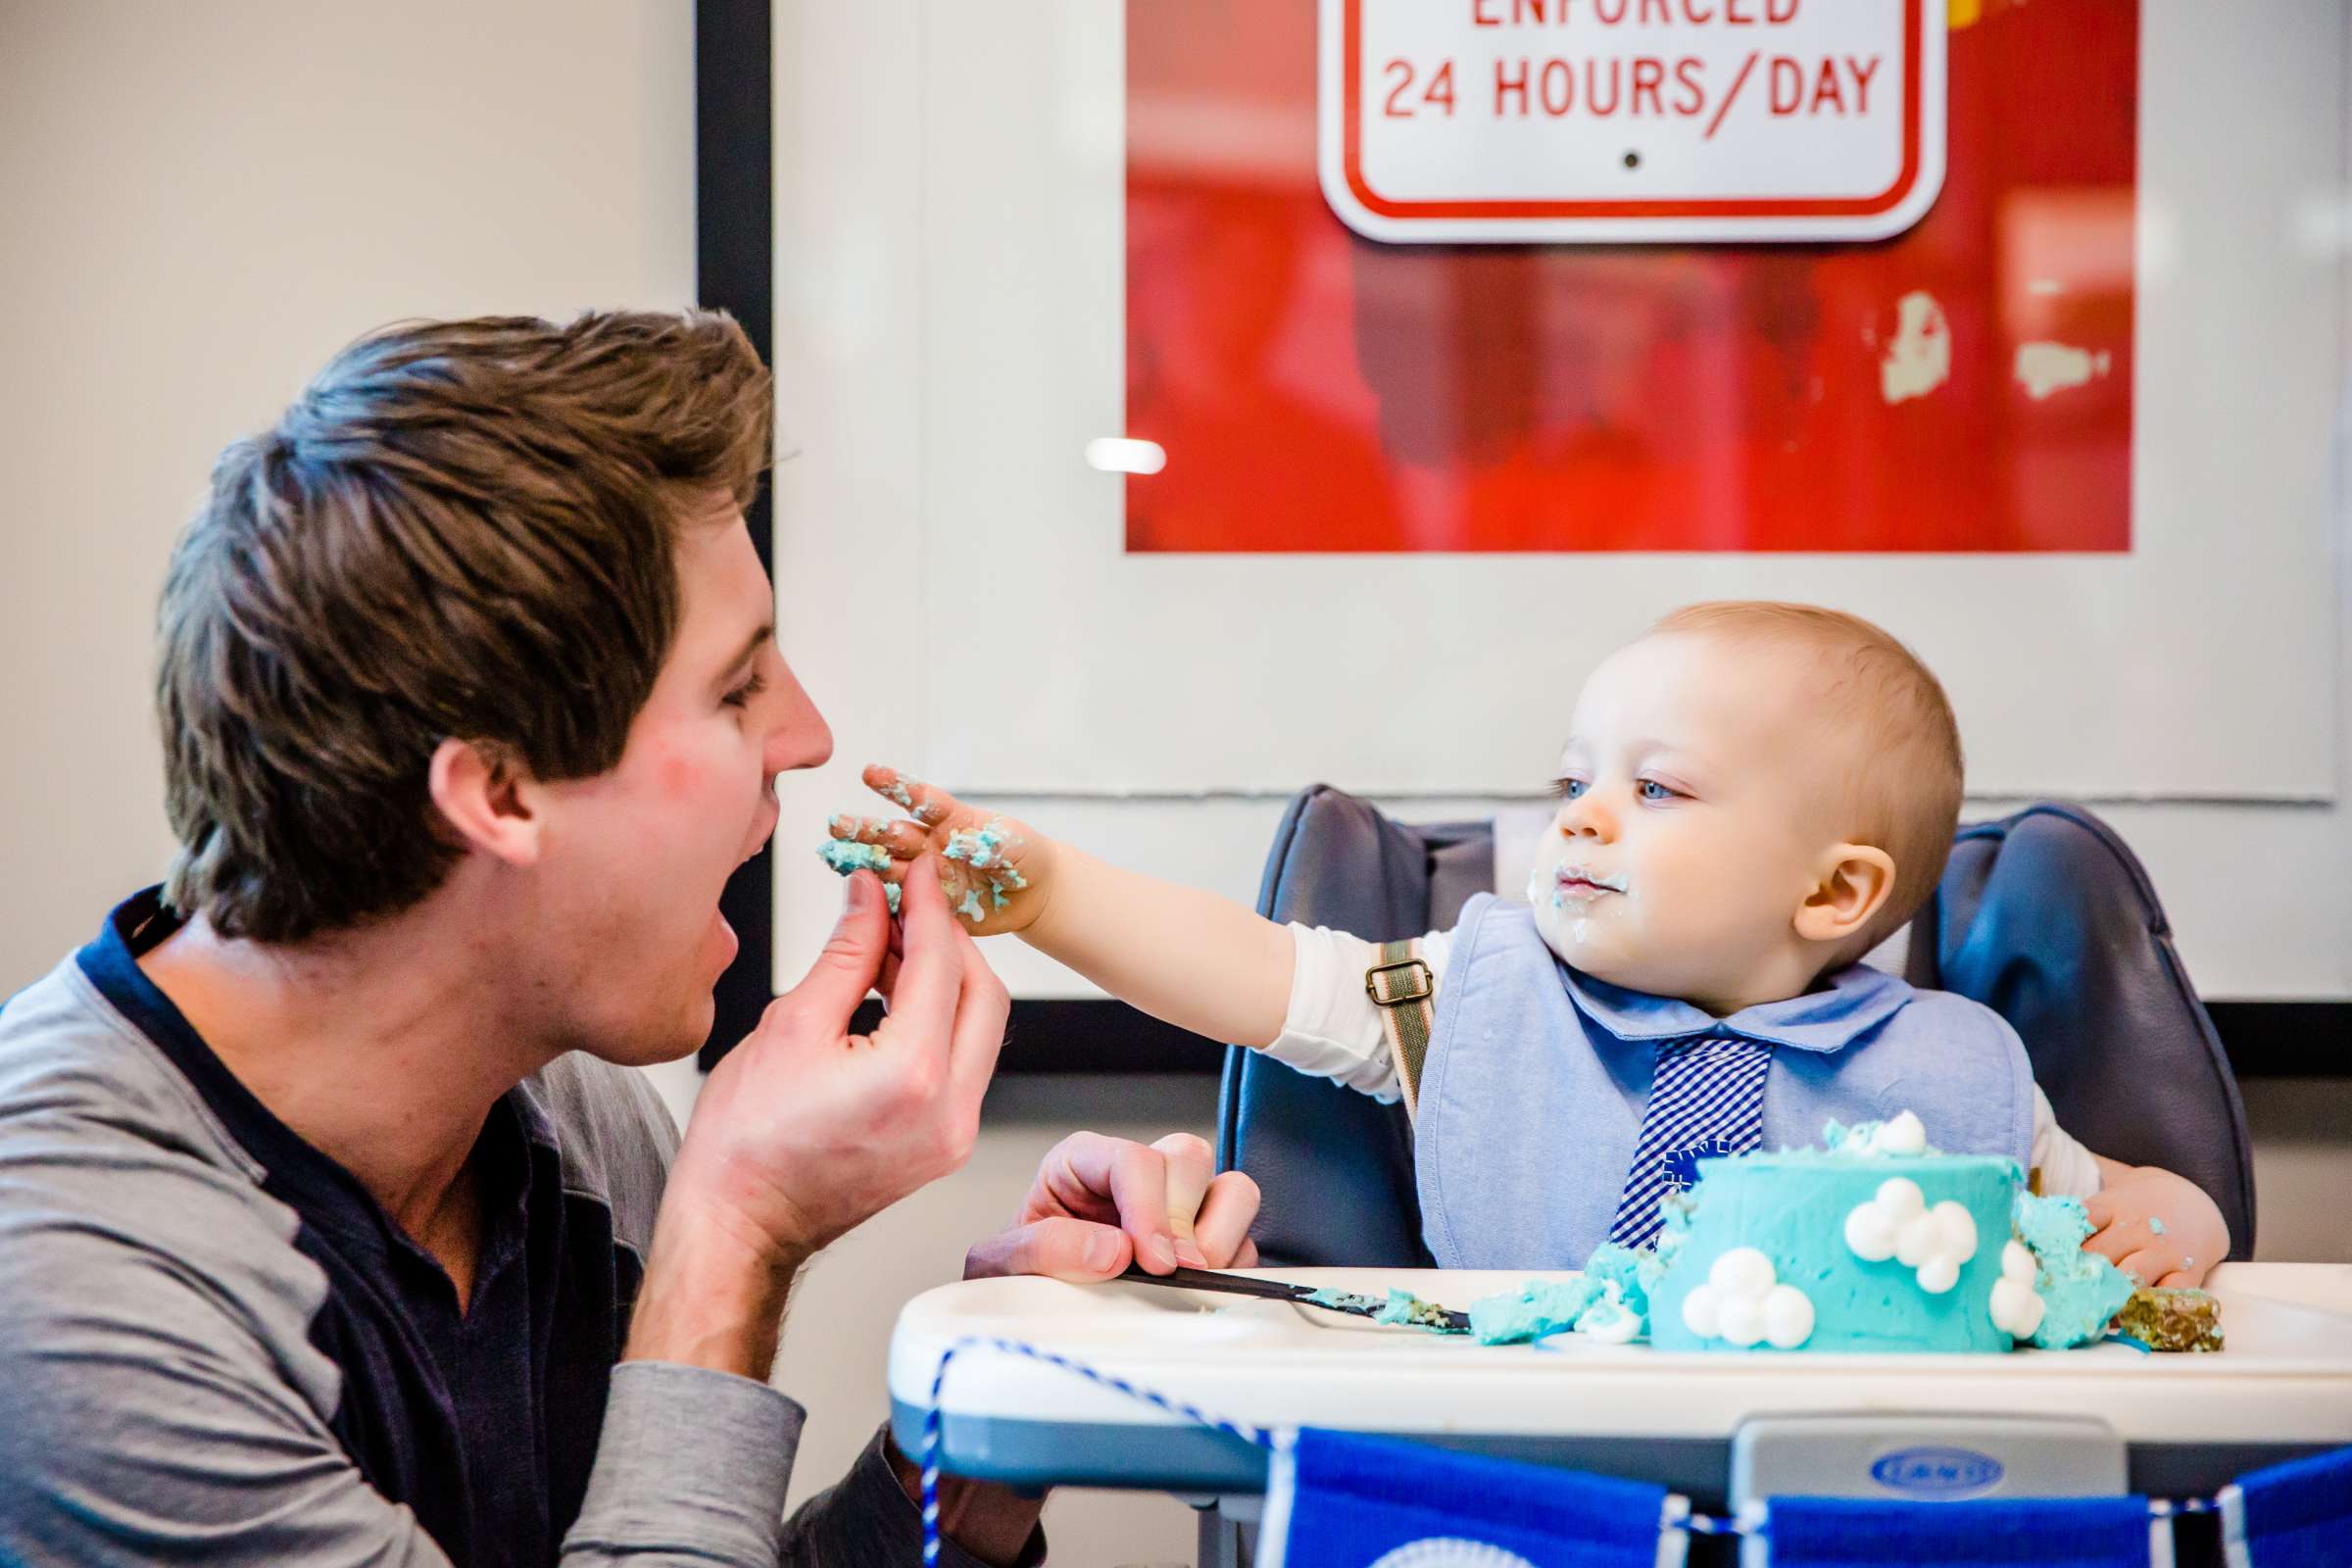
[1260,923,1451,1102]
[2031,1085,2105,1197]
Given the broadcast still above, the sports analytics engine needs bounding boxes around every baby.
[830,602,2225,1286]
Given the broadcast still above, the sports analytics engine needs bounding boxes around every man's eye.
[722,672,768,710]
[1637,779,1678,802]
[1550,777,1586,800]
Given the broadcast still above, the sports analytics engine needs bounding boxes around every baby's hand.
[2083,1164,2229,1288]
[822,765,1055,935]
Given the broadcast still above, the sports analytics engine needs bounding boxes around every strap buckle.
[1364,957,1433,1006]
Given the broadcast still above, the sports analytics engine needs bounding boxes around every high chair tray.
[886,1263,2352,1499]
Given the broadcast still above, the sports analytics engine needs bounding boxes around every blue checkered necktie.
[1605,1035,1777,1250]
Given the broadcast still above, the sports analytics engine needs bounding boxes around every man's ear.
[427,738,542,868]
[1794,843,1897,947]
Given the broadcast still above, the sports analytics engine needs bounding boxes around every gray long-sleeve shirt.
[0,890,1020,1567]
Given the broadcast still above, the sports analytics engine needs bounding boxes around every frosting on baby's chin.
[1525,864,1635,987]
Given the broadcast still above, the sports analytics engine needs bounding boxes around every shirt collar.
[1561,959,1912,1053]
[75,886,548,1270]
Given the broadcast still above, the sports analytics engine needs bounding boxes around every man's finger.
[1152,1133,1214,1266]
[775,869,890,1027]
[1191,1170,1262,1268]
[1105,1142,1178,1274]
[940,904,1011,1110]
[881,857,961,1048]
[1026,1131,1129,1226]
[964,1216,1131,1283]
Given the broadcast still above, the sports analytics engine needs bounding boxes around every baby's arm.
[2037,1091,2227,1285]
[831,767,1296,1050]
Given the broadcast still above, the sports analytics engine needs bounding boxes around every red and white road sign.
[1319,0,1945,243]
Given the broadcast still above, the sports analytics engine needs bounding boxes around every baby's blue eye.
[1638,779,1675,801]
[1552,777,1587,801]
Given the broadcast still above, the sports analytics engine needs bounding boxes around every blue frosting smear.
[1468,1276,1606,1345]
[816,841,901,914]
[1581,1243,1653,1322]
[2014,1193,2135,1349]
[1298,1287,1462,1334]
[817,839,893,876]
[944,819,1030,909]
[1819,1116,1943,1158]
[944,820,1017,871]
[1466,1242,1660,1346]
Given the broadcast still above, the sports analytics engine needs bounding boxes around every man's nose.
[765,662,833,774]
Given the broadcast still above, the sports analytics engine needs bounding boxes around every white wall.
[0,0,696,984]
[0,5,1199,1557]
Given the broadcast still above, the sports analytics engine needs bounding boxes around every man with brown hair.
[0,311,1260,1565]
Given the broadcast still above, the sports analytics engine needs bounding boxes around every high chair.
[1214,787,2256,1268]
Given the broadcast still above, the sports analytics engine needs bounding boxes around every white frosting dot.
[1844,1201,1898,1262]
[1875,1110,1929,1156]
[1580,1307,1642,1346]
[1708,1248,1776,1301]
[1894,1212,1940,1269]
[1990,1275,2047,1339]
[1681,1286,1722,1339]
[1761,1285,1816,1348]
[1876,1177,1926,1220]
[2001,1240,2037,1285]
[1931,1200,1981,1263]
[1849,1178,1982,1295]
[1717,1297,1766,1348]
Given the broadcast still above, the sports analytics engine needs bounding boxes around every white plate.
[889,1266,2352,1445]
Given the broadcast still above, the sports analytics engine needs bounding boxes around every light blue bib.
[1412,894,2034,1270]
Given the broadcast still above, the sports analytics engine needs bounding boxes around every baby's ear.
[1794,844,1897,946]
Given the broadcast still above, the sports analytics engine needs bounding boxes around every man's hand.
[880,1131,1265,1563]
[627,857,1008,1377]
[2084,1159,2229,1288]
[966,1131,1262,1280]
[826,765,1055,937]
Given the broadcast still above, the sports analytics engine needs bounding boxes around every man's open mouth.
[740,803,781,867]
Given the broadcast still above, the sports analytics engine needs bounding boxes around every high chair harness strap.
[1366,940,1436,1119]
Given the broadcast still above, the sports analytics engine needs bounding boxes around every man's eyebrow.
[715,623,774,685]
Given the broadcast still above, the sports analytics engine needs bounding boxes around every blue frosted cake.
[1466,1112,2141,1354]
[1646,1112,2130,1354]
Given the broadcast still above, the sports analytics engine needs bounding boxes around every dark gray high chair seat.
[1215,786,2257,1267]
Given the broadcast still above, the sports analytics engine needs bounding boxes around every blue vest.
[1413,894,2034,1269]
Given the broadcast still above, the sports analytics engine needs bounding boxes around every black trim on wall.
[2203,1002,2352,1079]
[698,0,776,1070]
[837,998,2352,1079]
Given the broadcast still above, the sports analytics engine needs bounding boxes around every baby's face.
[1530,631,1851,1014]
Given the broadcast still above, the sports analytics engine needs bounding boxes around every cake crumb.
[2110,1286,2222,1352]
